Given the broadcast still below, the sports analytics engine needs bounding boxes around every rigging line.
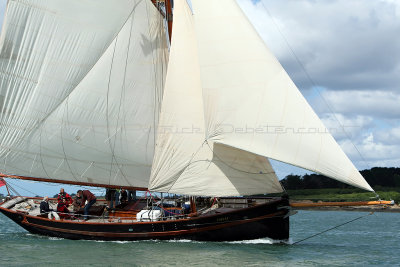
[38,121,52,180]
[105,36,120,183]
[145,0,161,154]
[6,179,38,197]
[0,1,145,157]
[103,34,131,186]
[204,141,276,176]
[293,212,374,245]
[165,140,211,192]
[109,7,136,187]
[258,2,374,174]
[59,99,79,182]
[5,183,21,197]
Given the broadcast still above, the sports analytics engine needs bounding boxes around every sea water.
[0,210,399,266]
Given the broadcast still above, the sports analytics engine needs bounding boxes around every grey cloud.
[239,0,400,92]
[313,90,400,118]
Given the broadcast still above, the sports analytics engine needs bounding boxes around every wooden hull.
[0,198,290,242]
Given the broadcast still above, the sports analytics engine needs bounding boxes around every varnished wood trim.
[0,173,147,191]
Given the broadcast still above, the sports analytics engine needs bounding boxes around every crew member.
[40,196,53,214]
[120,189,127,203]
[40,196,60,220]
[105,188,116,210]
[57,188,73,205]
[76,189,96,221]
[57,197,70,219]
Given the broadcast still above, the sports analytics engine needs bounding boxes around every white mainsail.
[0,0,168,188]
[149,0,373,194]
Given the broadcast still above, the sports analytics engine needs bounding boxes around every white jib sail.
[190,0,373,192]
[149,0,284,196]
[0,0,168,188]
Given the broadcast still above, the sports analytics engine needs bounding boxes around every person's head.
[43,196,49,202]
[76,190,83,197]
[60,188,65,194]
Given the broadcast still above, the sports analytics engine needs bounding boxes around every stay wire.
[6,179,40,196]
[293,212,374,245]
[259,1,378,194]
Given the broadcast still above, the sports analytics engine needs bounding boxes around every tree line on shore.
[281,167,400,190]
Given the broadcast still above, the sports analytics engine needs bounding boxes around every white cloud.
[375,126,400,145]
[314,90,400,118]
[341,132,400,169]
[321,113,374,141]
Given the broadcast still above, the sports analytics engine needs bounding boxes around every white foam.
[47,237,64,241]
[89,240,139,244]
[228,237,292,245]
[167,239,204,243]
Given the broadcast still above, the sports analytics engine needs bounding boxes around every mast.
[165,0,173,41]
[151,0,173,41]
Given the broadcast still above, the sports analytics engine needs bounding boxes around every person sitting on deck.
[40,196,60,220]
[57,188,73,206]
[76,189,96,221]
[57,197,70,219]
[40,196,53,214]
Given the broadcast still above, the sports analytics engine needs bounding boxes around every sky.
[1,0,399,196]
[237,0,400,177]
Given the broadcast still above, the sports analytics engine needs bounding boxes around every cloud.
[238,0,400,91]
[341,132,400,169]
[375,126,400,145]
[320,113,374,141]
[314,90,400,119]
[238,0,400,171]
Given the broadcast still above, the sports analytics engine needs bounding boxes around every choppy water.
[0,210,399,266]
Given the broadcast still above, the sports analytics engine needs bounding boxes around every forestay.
[0,0,168,188]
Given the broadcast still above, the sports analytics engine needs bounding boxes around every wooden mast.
[165,0,173,41]
[151,0,173,41]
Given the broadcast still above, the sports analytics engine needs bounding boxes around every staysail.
[149,0,373,195]
[149,0,284,196]
[0,0,168,188]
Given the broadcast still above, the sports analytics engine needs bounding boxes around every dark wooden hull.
[0,198,290,242]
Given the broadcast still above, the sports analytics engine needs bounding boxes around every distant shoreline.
[291,205,400,213]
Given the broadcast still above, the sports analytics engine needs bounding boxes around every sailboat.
[0,0,374,242]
